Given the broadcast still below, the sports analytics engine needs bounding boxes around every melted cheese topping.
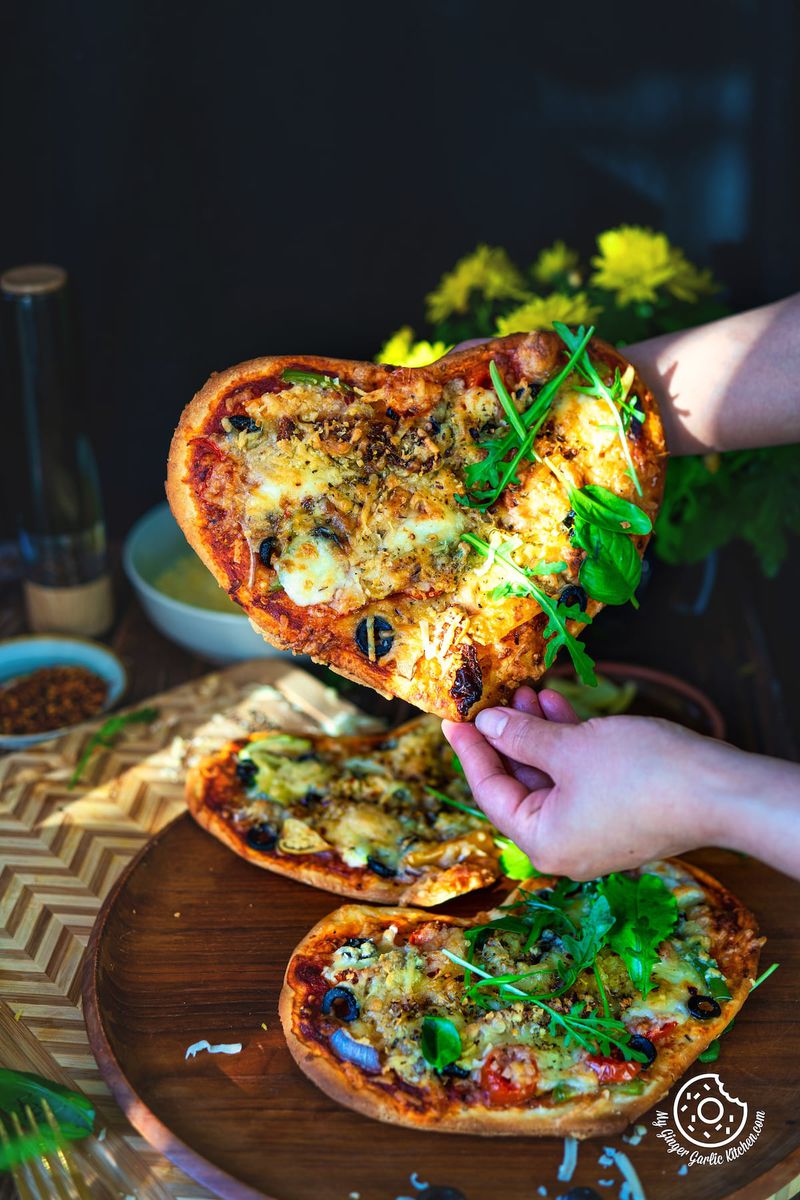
[316,862,730,1100]
[228,716,497,879]
[212,354,653,688]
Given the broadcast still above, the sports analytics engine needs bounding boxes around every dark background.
[1,0,798,534]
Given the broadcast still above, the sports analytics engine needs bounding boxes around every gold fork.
[0,1099,175,1200]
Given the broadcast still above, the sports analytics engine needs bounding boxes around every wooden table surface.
[1,541,798,1200]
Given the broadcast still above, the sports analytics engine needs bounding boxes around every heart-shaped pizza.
[167,326,666,718]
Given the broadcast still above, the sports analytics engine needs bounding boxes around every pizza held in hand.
[185,715,504,905]
[167,327,666,719]
[280,860,762,1136]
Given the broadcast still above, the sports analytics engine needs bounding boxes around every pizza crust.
[279,862,762,1137]
[166,333,666,720]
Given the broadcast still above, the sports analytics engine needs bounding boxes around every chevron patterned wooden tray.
[0,660,380,1199]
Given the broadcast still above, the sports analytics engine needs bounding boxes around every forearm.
[625,293,800,455]
[704,747,800,879]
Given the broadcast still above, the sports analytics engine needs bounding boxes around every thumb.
[474,706,576,773]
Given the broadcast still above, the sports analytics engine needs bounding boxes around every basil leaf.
[574,520,642,606]
[598,873,679,997]
[420,1016,462,1070]
[0,1069,94,1170]
[571,485,652,535]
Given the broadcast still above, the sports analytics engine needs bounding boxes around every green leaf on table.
[420,1016,462,1071]
[598,873,679,997]
[0,1069,94,1171]
[69,707,159,789]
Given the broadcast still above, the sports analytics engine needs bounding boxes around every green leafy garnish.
[281,368,351,392]
[555,894,615,993]
[457,326,594,510]
[420,1016,462,1071]
[69,707,159,789]
[553,322,643,495]
[570,484,652,536]
[598,873,679,997]
[462,531,596,685]
[0,1069,94,1170]
[751,962,780,991]
[573,519,643,607]
[496,838,539,880]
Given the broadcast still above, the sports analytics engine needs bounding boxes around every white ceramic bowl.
[123,503,283,664]
[0,635,127,750]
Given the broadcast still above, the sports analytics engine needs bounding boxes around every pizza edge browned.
[185,717,501,906]
[278,862,762,1137]
[166,333,667,720]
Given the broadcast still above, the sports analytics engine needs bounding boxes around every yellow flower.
[665,248,718,302]
[496,292,600,335]
[376,326,450,367]
[590,225,676,305]
[532,240,580,285]
[426,245,526,323]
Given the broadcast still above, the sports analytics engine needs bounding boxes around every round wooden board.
[84,813,800,1200]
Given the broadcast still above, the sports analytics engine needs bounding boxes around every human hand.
[442,687,748,879]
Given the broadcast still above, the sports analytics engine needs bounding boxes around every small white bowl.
[0,636,127,750]
[123,503,283,664]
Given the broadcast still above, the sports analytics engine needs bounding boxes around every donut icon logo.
[673,1073,749,1148]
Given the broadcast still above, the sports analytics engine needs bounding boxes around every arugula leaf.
[458,325,595,509]
[281,368,351,392]
[571,484,652,536]
[420,1016,462,1070]
[751,962,780,991]
[573,520,642,607]
[598,873,678,997]
[489,359,526,442]
[425,785,486,821]
[553,322,642,495]
[554,894,614,993]
[462,531,596,685]
[544,1001,647,1062]
[0,1069,94,1170]
[69,707,159,789]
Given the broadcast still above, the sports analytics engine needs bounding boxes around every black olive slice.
[562,509,576,532]
[321,986,360,1022]
[235,759,257,786]
[354,616,394,659]
[258,537,277,568]
[344,936,374,949]
[246,824,278,852]
[687,993,722,1020]
[440,1062,470,1079]
[563,1189,602,1200]
[228,414,260,433]
[559,584,588,611]
[627,1034,657,1066]
[366,855,397,878]
[312,525,342,546]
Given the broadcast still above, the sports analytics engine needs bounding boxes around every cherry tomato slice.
[480,1046,539,1106]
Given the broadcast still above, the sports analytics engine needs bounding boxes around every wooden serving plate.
[83,813,800,1200]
